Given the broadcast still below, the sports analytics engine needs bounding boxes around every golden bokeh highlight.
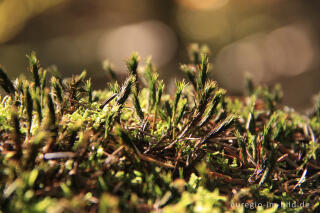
[176,0,229,10]
[0,0,66,43]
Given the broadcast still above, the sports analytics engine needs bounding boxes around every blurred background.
[0,0,319,111]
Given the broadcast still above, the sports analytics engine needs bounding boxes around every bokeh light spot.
[98,21,177,72]
[176,0,229,11]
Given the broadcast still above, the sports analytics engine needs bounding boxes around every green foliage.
[0,45,319,213]
[27,51,41,88]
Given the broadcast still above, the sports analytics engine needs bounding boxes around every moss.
[0,44,319,212]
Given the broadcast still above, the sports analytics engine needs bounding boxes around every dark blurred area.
[0,0,320,111]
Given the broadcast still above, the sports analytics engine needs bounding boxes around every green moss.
[0,44,319,212]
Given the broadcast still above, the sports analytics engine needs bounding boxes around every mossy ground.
[0,45,319,212]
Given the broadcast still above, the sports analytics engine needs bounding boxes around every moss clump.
[0,45,320,212]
